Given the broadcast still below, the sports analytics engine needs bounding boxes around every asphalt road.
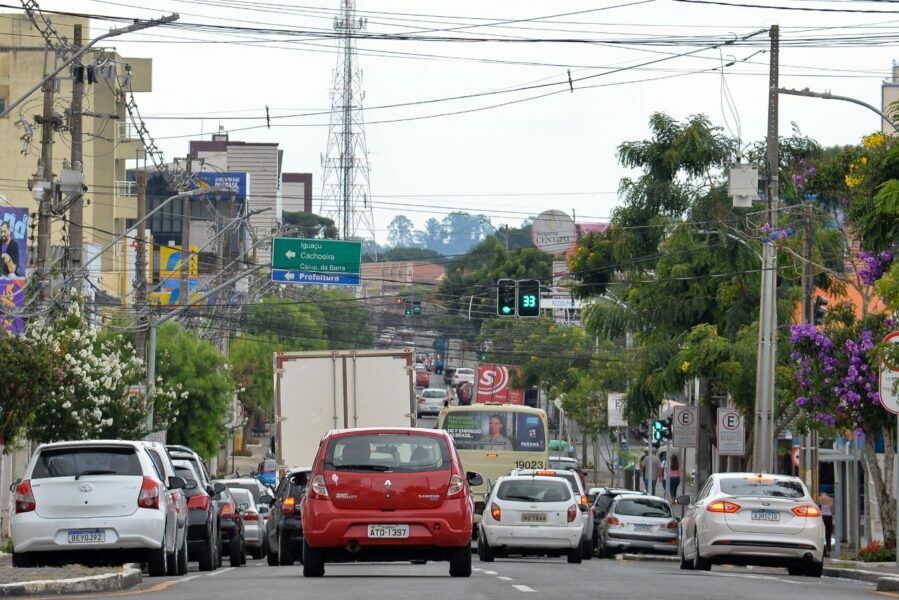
[38,556,882,600]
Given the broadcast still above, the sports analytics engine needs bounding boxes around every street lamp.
[779,87,899,134]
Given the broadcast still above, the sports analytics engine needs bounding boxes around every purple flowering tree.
[790,303,895,546]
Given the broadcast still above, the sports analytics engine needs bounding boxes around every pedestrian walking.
[668,453,681,499]
[819,491,834,556]
[640,450,660,495]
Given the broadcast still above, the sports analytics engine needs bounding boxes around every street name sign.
[672,406,698,448]
[880,331,899,414]
[271,238,362,286]
[717,407,745,456]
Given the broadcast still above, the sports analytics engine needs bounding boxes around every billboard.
[476,364,523,405]
[193,172,248,201]
[159,245,199,279]
[1,207,29,335]
[442,410,545,452]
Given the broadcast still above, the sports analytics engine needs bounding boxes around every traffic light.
[517,279,541,318]
[652,419,664,444]
[661,415,672,441]
[813,295,828,325]
[403,300,412,316]
[497,279,516,317]
[412,300,422,315]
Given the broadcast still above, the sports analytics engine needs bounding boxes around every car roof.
[595,487,645,496]
[229,488,254,502]
[327,427,448,438]
[218,478,264,486]
[614,494,669,503]
[713,472,800,481]
[34,439,146,451]
[549,456,578,462]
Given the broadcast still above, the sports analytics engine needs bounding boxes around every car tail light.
[187,493,210,511]
[567,504,578,523]
[666,520,678,529]
[792,505,821,517]
[310,475,330,500]
[220,502,235,519]
[535,470,556,476]
[418,397,425,404]
[490,503,501,521]
[283,496,297,516]
[606,515,621,526]
[14,480,35,514]
[242,511,259,522]
[137,477,160,510]
[707,501,740,514]
[446,475,465,498]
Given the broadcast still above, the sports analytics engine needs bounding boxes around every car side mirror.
[258,505,270,514]
[261,494,274,505]
[213,482,226,494]
[676,494,691,506]
[168,476,186,490]
[183,478,198,490]
[466,471,483,487]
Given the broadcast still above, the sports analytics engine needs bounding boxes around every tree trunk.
[239,408,255,455]
[863,431,895,547]
[696,378,714,487]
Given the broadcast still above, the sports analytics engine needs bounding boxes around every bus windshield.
[441,410,546,452]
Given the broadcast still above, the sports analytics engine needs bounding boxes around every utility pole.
[179,157,191,306]
[134,171,148,362]
[752,25,779,475]
[801,201,818,496]
[68,23,84,283]
[36,65,55,302]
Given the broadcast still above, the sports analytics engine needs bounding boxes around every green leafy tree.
[155,322,233,458]
[281,211,338,239]
[0,336,55,446]
[387,215,418,248]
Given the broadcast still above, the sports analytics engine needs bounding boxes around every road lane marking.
[484,570,497,575]
[498,576,513,581]
[512,584,536,592]
[206,567,234,577]
[705,571,811,586]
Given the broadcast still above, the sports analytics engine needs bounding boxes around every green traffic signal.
[497,279,516,317]
[652,419,663,441]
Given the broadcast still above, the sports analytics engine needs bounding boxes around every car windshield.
[32,447,142,479]
[615,498,671,518]
[226,482,262,503]
[422,390,445,398]
[719,478,805,498]
[174,465,204,497]
[230,487,254,508]
[550,459,578,471]
[556,472,581,494]
[325,433,451,473]
[497,479,571,503]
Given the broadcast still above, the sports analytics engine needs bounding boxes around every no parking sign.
[717,407,745,456]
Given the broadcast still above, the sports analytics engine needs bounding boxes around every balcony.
[115,180,136,198]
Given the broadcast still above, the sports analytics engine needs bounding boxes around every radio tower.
[320,0,374,241]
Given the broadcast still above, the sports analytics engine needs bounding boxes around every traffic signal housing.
[403,300,412,316]
[517,279,541,318]
[497,279,516,317]
[652,419,664,444]
[412,300,422,315]
[813,295,828,325]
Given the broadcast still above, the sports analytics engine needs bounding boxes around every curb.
[0,565,141,597]
[617,553,678,562]
[877,577,899,593]
[823,566,893,584]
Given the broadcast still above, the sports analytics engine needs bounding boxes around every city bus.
[437,403,549,523]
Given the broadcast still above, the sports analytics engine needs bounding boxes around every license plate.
[68,529,105,543]
[751,510,780,522]
[521,513,547,523]
[367,524,409,538]
[634,524,654,531]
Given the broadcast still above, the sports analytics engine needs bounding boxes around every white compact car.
[451,367,475,387]
[417,388,449,417]
[478,475,584,564]
[678,473,824,577]
[11,440,188,575]
[230,488,268,559]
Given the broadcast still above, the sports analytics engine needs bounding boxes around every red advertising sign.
[477,364,523,405]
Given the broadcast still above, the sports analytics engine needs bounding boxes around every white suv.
[451,367,476,387]
[11,440,188,575]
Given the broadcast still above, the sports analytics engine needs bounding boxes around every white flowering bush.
[21,302,181,443]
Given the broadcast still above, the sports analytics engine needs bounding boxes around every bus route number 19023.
[515,460,545,470]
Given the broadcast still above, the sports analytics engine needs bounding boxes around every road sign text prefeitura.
[271,238,361,285]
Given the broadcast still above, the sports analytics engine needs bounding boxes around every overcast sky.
[27,0,899,244]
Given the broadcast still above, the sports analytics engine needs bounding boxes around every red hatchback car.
[301,428,480,577]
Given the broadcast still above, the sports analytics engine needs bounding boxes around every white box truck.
[273,349,416,468]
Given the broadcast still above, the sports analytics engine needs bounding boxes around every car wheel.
[477,531,494,563]
[177,537,189,575]
[230,536,243,567]
[267,537,280,566]
[581,537,592,560]
[449,545,472,577]
[693,536,711,571]
[198,536,216,572]
[787,565,804,576]
[567,545,583,564]
[11,552,34,568]
[804,561,824,578]
[215,530,223,568]
[678,539,693,570]
[147,543,168,577]
[596,540,611,560]
[166,545,178,576]
[240,539,247,565]
[279,533,296,566]
[302,539,325,577]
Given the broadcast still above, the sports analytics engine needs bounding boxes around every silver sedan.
[596,495,678,557]
[678,473,824,577]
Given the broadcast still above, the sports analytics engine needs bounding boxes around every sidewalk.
[0,555,141,596]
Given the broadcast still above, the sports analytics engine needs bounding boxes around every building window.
[0,98,6,116]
